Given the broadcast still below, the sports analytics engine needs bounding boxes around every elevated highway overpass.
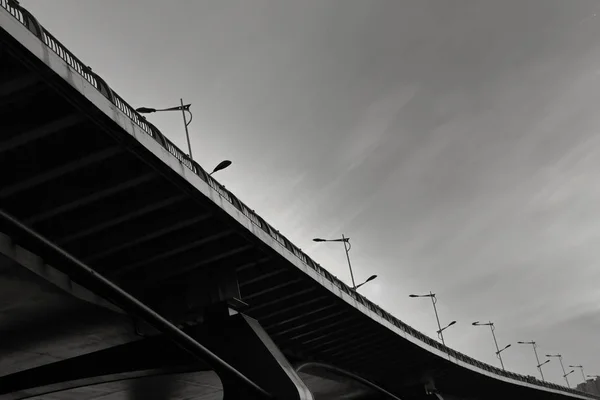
[1,2,597,399]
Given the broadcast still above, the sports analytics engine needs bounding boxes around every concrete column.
[191,312,313,400]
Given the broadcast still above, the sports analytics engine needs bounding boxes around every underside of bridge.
[0,4,595,400]
[0,231,403,400]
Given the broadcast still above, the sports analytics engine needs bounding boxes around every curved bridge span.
[0,2,596,399]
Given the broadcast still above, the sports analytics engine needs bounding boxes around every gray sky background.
[22,0,600,385]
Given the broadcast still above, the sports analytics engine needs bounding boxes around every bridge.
[0,2,597,399]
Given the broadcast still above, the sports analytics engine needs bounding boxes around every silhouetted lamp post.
[437,320,457,341]
[539,359,550,371]
[136,99,194,159]
[564,370,575,386]
[409,292,455,346]
[472,321,510,370]
[569,365,586,383]
[546,354,570,388]
[518,341,545,381]
[312,234,359,289]
[497,344,511,357]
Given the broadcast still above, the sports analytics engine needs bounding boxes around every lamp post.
[518,341,545,381]
[564,370,575,387]
[539,359,550,374]
[472,321,510,370]
[409,292,455,346]
[546,354,570,388]
[569,365,586,383]
[136,98,194,159]
[313,234,370,289]
[437,320,457,343]
[497,344,512,358]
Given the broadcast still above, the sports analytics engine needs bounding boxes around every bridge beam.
[24,173,156,225]
[0,114,84,155]
[296,362,402,400]
[0,73,42,107]
[0,146,122,199]
[0,73,38,96]
[55,194,186,245]
[193,311,314,400]
[0,313,314,400]
[0,336,206,400]
[0,212,310,400]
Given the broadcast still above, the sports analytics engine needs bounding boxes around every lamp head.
[136,107,156,113]
[212,160,232,174]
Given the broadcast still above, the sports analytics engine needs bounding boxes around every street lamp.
[136,99,194,159]
[546,354,570,388]
[539,359,550,369]
[569,365,586,383]
[409,292,455,346]
[210,160,232,175]
[497,343,511,356]
[313,234,365,289]
[353,274,378,291]
[564,370,575,384]
[472,321,510,370]
[438,320,457,338]
[517,341,545,381]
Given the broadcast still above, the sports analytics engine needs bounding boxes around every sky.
[21,0,600,386]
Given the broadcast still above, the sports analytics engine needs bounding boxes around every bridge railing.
[1,2,596,398]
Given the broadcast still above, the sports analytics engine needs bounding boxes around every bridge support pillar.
[424,379,474,400]
[425,378,461,400]
[192,309,314,400]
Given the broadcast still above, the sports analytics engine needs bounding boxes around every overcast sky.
[22,0,600,386]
